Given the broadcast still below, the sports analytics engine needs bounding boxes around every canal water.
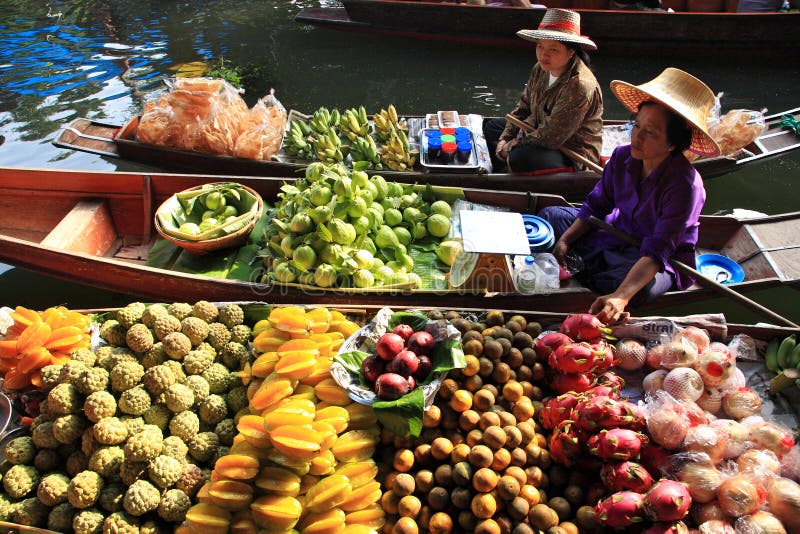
[0,0,798,321]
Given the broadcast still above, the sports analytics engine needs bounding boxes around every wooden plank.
[40,199,118,256]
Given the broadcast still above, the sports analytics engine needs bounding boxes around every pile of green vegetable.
[260,163,463,289]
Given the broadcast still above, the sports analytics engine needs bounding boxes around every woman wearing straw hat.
[538,68,721,324]
[484,8,603,174]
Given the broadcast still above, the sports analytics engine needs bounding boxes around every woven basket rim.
[154,182,263,254]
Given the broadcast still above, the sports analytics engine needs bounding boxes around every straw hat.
[517,9,597,51]
[610,68,721,158]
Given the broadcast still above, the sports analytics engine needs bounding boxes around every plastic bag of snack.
[247,89,288,132]
[234,122,284,160]
[710,109,766,157]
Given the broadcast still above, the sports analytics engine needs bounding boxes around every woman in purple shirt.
[539,68,721,324]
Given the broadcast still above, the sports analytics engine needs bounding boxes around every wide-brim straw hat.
[517,8,597,51]
[610,67,722,158]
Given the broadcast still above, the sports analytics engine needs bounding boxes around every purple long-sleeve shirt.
[576,144,706,290]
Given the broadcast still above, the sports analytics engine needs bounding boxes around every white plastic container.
[534,253,560,290]
[513,255,542,294]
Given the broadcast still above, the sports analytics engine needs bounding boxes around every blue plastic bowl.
[695,253,745,284]
[522,214,555,253]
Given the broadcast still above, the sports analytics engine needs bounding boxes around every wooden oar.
[587,215,800,328]
[504,114,605,174]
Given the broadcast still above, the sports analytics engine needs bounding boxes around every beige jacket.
[501,56,603,170]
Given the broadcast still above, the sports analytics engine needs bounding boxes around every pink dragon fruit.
[587,428,648,461]
[549,342,607,374]
[551,372,594,395]
[594,491,647,528]
[593,370,626,392]
[539,392,581,431]
[559,313,607,342]
[591,341,617,371]
[600,460,655,493]
[533,332,572,361]
[645,479,692,522]
[642,521,689,534]
[582,383,620,399]
[573,396,645,433]
[548,419,584,467]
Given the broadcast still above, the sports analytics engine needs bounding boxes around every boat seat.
[513,166,574,176]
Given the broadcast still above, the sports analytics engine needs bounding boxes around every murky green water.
[0,0,798,321]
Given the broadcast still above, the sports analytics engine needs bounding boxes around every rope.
[780,113,800,136]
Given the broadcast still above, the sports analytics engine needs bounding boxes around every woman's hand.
[551,238,570,267]
[589,294,630,326]
[496,140,511,160]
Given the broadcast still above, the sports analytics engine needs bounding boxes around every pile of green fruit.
[261,163,454,289]
[0,301,255,532]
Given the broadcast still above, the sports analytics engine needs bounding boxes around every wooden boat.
[1,165,798,313]
[295,0,800,57]
[52,106,800,201]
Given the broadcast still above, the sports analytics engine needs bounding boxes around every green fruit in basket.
[427,214,451,237]
[314,264,337,288]
[400,193,417,209]
[290,212,313,234]
[352,216,370,235]
[387,182,404,197]
[199,218,218,232]
[352,170,370,188]
[354,249,374,269]
[280,235,295,257]
[430,200,452,218]
[373,265,393,281]
[403,207,423,224]
[178,223,201,236]
[370,176,388,201]
[201,210,216,221]
[347,197,368,218]
[219,205,239,218]
[205,191,226,211]
[310,206,332,225]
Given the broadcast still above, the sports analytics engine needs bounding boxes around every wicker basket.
[154,183,263,255]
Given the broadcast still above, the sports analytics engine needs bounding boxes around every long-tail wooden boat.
[1,166,798,313]
[295,0,800,56]
[52,106,800,201]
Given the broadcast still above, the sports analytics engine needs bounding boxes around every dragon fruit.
[573,396,645,433]
[533,332,572,361]
[594,491,647,528]
[549,342,608,374]
[587,428,648,461]
[582,383,620,399]
[539,392,581,430]
[594,370,625,390]
[591,341,617,371]
[600,460,654,493]
[551,372,594,395]
[617,338,647,371]
[559,313,607,342]
[548,419,583,467]
[642,522,690,534]
[645,479,692,522]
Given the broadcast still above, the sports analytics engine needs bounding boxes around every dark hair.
[565,42,591,69]
[638,101,693,155]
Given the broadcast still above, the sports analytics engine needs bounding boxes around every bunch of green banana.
[339,106,370,142]
[373,104,400,142]
[766,334,800,394]
[282,119,314,159]
[313,129,346,164]
[380,125,417,171]
[348,135,382,169]
[309,106,341,136]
